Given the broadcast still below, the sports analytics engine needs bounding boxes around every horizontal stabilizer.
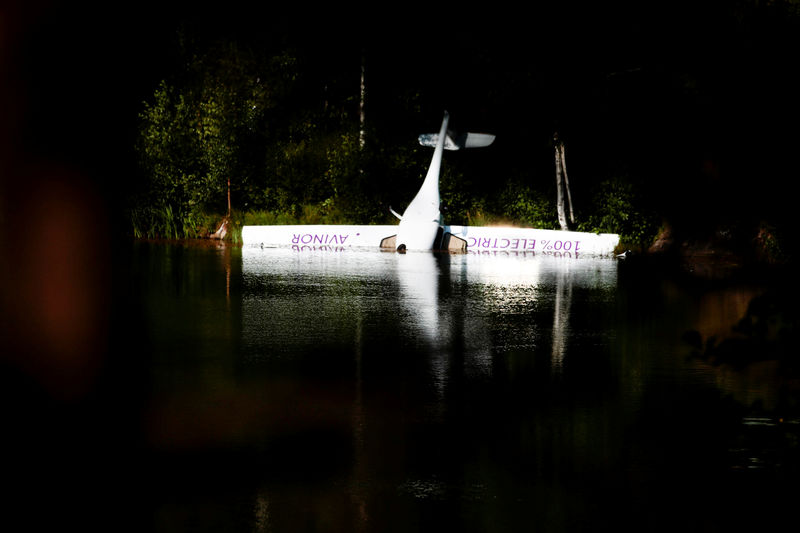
[418,131,495,150]
[458,132,496,148]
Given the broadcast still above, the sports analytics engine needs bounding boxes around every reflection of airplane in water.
[242,112,619,255]
[241,246,618,396]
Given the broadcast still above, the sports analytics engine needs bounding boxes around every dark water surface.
[129,241,798,532]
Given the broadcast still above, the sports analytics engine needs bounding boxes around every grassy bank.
[129,203,377,243]
[128,203,799,273]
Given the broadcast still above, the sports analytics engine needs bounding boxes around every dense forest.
[7,1,800,259]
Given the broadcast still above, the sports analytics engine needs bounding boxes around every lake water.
[128,241,797,532]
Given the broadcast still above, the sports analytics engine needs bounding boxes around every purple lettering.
[292,234,300,244]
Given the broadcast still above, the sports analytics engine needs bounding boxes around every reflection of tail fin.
[418,131,495,151]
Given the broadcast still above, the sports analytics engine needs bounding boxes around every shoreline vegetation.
[128,204,794,278]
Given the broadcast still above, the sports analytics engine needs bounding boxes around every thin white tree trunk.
[559,142,575,224]
[555,135,569,231]
[359,52,366,150]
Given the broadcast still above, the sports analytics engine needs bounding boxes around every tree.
[190,42,270,216]
[136,41,275,230]
[553,133,574,231]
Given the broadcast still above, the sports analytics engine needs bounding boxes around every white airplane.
[242,112,620,256]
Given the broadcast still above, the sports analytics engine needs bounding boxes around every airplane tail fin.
[418,131,495,151]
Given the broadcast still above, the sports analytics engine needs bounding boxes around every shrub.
[497,179,558,229]
[577,176,658,249]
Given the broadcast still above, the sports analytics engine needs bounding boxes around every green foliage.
[439,165,479,224]
[135,41,293,236]
[497,178,559,229]
[137,81,200,208]
[133,35,400,237]
[577,176,659,249]
[324,131,364,215]
[240,202,357,229]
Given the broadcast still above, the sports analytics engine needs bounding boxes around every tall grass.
[130,201,365,242]
[242,203,357,227]
[130,205,219,240]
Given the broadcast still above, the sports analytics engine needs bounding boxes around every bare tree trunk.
[359,51,366,150]
[358,52,366,178]
[554,134,569,231]
[226,177,231,217]
[559,141,575,225]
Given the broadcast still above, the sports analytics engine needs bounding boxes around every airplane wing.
[242,224,398,249]
[418,131,496,151]
[442,225,620,256]
[242,223,619,256]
